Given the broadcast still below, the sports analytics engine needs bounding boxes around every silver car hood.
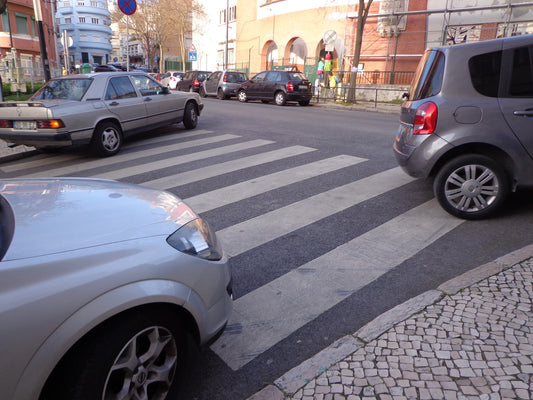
[0,178,198,261]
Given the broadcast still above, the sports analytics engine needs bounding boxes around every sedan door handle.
[144,97,152,102]
[108,101,119,106]
[513,110,533,117]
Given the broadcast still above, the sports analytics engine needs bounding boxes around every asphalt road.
[2,97,532,400]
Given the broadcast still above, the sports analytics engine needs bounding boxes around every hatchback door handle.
[513,110,533,117]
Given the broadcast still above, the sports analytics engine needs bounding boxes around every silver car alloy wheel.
[101,126,120,152]
[443,164,499,212]
[103,325,177,400]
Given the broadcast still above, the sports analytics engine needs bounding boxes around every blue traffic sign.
[118,0,136,15]
[188,52,197,62]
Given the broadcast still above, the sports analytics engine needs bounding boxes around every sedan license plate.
[14,121,37,130]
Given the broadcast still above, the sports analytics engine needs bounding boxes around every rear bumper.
[287,92,313,102]
[0,131,73,148]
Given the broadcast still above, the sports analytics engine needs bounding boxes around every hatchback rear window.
[409,50,445,101]
[468,50,502,97]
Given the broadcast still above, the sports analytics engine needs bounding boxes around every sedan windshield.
[31,78,93,101]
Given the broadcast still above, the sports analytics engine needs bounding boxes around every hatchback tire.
[217,88,227,100]
[183,102,198,129]
[91,121,122,157]
[238,90,248,103]
[433,154,509,220]
[48,309,186,400]
[199,87,206,97]
[275,91,287,106]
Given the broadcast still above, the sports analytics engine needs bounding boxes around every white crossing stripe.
[141,146,318,190]
[0,130,213,174]
[20,133,241,178]
[217,167,416,256]
[185,155,367,213]
[211,199,464,370]
[94,139,277,181]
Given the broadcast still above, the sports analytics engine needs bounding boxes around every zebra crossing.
[0,129,465,372]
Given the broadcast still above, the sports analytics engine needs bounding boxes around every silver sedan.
[0,177,232,400]
[0,72,204,156]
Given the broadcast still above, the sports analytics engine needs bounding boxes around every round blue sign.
[118,0,136,15]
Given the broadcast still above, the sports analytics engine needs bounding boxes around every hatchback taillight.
[194,79,200,86]
[413,102,438,135]
[287,82,294,92]
[223,74,227,82]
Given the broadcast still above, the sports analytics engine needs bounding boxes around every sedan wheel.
[183,102,198,129]
[434,154,509,220]
[275,91,287,106]
[47,310,185,400]
[91,121,122,157]
[238,90,248,103]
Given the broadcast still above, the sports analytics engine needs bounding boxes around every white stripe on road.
[94,139,277,181]
[185,155,367,213]
[0,130,213,174]
[217,167,416,257]
[141,145,318,190]
[211,199,464,370]
[20,133,240,178]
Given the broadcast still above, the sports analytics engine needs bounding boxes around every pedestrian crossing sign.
[188,52,197,62]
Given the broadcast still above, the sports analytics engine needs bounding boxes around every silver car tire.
[183,102,198,129]
[238,90,248,103]
[44,310,185,400]
[275,91,287,106]
[217,88,226,100]
[433,154,509,220]
[199,87,207,98]
[91,121,122,157]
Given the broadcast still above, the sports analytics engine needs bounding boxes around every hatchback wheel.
[46,309,186,400]
[199,87,206,97]
[183,102,198,129]
[91,121,122,157]
[238,90,248,103]
[434,154,509,220]
[275,91,287,106]
[217,88,226,100]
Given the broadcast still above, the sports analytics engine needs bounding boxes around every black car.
[177,70,211,92]
[94,64,121,72]
[237,70,313,106]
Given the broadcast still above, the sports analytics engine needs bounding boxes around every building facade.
[0,0,59,84]
[55,0,113,70]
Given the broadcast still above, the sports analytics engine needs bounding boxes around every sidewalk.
[249,244,533,400]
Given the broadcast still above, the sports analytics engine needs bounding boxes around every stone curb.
[246,243,533,400]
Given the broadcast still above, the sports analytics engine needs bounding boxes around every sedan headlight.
[167,218,223,261]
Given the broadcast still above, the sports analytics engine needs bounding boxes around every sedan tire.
[238,90,248,103]
[433,154,509,220]
[183,102,198,129]
[274,91,287,106]
[91,121,122,157]
[50,309,185,400]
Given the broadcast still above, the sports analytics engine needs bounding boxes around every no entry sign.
[118,0,136,15]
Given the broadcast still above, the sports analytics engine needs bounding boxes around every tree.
[347,0,374,103]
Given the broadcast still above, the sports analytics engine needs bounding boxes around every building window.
[497,21,533,38]
[91,1,98,6]
[77,0,84,5]
[229,6,236,22]
[64,0,71,6]
[79,16,86,23]
[219,9,226,24]
[446,25,481,45]
[91,17,99,24]
[15,14,28,35]
[80,33,88,41]
[65,17,72,24]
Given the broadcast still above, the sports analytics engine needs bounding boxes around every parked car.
[0,72,204,157]
[201,70,248,99]
[109,63,127,71]
[177,70,211,92]
[93,64,121,72]
[393,34,533,220]
[0,177,232,400]
[237,70,313,106]
[149,71,171,87]
[168,71,185,90]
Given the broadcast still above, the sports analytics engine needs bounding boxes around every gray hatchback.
[393,34,533,219]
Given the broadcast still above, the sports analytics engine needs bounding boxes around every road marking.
[185,155,367,213]
[20,133,241,178]
[0,130,213,173]
[211,199,464,370]
[217,167,416,256]
[141,146,318,190]
[94,139,277,181]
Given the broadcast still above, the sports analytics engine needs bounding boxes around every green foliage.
[1,81,44,100]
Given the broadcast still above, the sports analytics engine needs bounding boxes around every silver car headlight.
[167,218,223,261]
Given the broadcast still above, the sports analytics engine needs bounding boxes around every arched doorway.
[286,37,307,71]
[262,40,278,70]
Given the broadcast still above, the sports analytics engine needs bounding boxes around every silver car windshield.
[31,78,93,101]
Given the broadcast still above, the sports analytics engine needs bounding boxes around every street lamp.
[32,0,51,81]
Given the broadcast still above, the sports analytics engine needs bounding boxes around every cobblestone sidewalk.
[250,245,533,400]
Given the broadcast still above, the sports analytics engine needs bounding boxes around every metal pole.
[225,0,229,69]
[126,16,130,71]
[32,0,51,81]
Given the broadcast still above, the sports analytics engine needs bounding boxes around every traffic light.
[0,0,6,14]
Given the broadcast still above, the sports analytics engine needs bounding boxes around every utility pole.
[32,0,51,81]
